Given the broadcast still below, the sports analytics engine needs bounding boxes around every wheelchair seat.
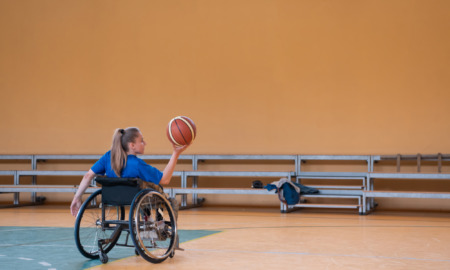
[95,177,142,206]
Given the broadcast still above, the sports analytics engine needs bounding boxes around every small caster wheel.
[99,252,108,264]
[135,249,139,256]
[169,251,175,258]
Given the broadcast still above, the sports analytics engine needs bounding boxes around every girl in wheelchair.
[70,127,189,217]
[71,127,189,263]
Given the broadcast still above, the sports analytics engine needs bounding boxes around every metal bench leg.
[14,171,19,205]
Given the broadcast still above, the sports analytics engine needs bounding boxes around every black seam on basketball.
[175,120,188,145]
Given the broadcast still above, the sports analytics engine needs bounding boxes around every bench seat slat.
[170,188,363,196]
[368,173,450,179]
[309,185,364,190]
[298,172,367,178]
[292,203,360,209]
[17,171,87,176]
[0,185,99,193]
[365,191,450,199]
[170,188,276,195]
[184,171,295,177]
[15,170,183,177]
[0,171,16,175]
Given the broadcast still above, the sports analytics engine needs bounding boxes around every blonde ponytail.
[110,127,140,177]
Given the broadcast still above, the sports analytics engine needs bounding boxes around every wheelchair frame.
[74,177,178,264]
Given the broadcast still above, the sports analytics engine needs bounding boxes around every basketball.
[166,116,197,146]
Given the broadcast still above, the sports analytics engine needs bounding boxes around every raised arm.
[159,144,189,185]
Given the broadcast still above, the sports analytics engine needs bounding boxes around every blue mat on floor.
[0,226,220,270]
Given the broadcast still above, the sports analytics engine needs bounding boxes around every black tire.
[129,189,177,263]
[74,190,125,259]
[99,252,108,264]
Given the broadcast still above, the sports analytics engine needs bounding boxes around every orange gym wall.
[1,0,450,156]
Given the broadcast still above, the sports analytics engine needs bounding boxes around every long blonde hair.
[111,127,140,177]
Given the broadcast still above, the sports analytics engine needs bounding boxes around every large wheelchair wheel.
[129,189,177,264]
[74,189,125,259]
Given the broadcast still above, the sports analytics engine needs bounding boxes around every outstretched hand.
[70,197,82,217]
[172,143,190,155]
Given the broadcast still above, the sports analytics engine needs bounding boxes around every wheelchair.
[74,177,178,264]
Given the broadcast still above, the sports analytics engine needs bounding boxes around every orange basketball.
[166,116,197,146]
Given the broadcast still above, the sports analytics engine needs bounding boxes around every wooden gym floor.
[1,205,450,270]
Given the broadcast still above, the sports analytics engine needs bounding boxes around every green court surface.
[0,226,220,270]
